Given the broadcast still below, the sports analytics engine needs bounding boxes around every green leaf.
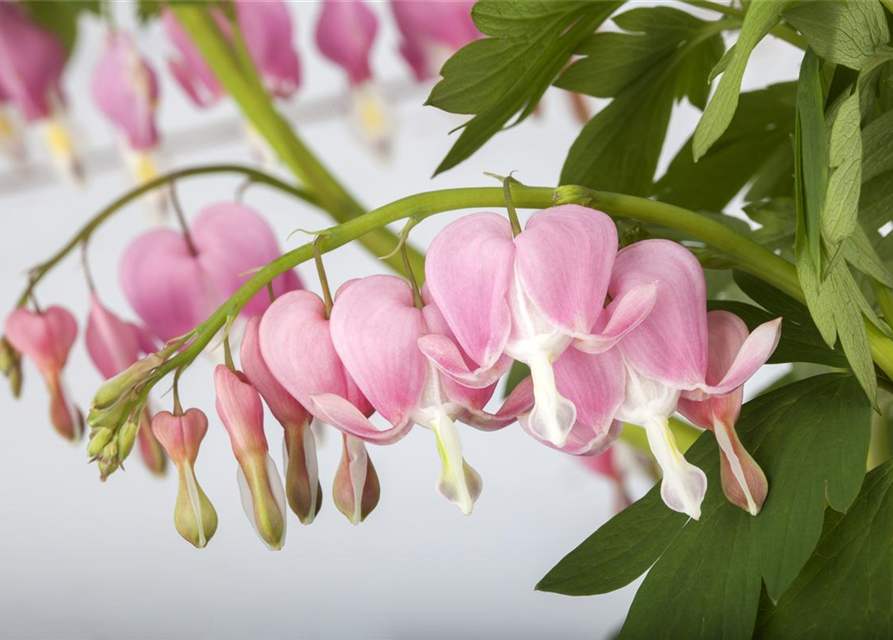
[540,375,871,639]
[861,108,893,183]
[503,360,530,398]
[844,227,893,287]
[692,0,789,161]
[427,1,621,176]
[745,198,796,252]
[655,83,796,212]
[860,171,893,232]
[784,0,890,71]
[755,460,893,639]
[823,92,863,247]
[19,1,94,55]
[136,0,164,24]
[559,7,726,196]
[796,50,826,274]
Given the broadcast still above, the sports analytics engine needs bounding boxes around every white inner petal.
[642,414,706,521]
[713,417,758,516]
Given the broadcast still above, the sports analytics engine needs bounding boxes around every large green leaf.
[862,108,893,184]
[692,0,789,160]
[823,92,863,247]
[755,460,893,639]
[655,83,796,213]
[796,49,826,274]
[784,0,890,71]
[427,1,621,175]
[558,6,725,196]
[540,375,871,640]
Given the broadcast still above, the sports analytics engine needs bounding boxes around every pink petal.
[574,281,658,354]
[161,9,225,107]
[241,315,310,428]
[6,306,77,373]
[310,392,413,444]
[390,0,478,80]
[119,228,214,342]
[151,408,209,466]
[315,0,379,85]
[214,365,269,462]
[258,290,372,418]
[425,212,514,369]
[91,33,160,150]
[85,294,142,379]
[514,205,618,336]
[459,376,535,432]
[329,275,426,427]
[235,0,301,98]
[611,240,707,390]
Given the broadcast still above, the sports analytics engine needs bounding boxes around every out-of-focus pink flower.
[5,306,83,441]
[120,202,301,343]
[424,205,656,450]
[235,0,301,99]
[258,289,380,524]
[315,0,378,86]
[152,408,218,548]
[241,315,321,524]
[298,275,531,514]
[0,82,27,163]
[580,448,632,513]
[676,311,770,515]
[161,9,225,108]
[214,364,287,549]
[390,0,478,81]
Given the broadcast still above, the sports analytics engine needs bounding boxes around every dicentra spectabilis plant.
[4,1,893,637]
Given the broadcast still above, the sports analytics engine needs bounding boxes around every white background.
[0,3,800,639]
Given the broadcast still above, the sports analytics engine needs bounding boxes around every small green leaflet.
[862,108,893,184]
[823,92,863,248]
[796,49,825,276]
[784,0,890,71]
[693,0,789,161]
[426,1,621,176]
[656,83,796,213]
[539,374,871,640]
[558,6,725,196]
[755,460,893,640]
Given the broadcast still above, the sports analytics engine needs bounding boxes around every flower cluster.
[3,199,781,548]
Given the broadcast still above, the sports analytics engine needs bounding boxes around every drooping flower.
[389,0,479,81]
[0,2,81,182]
[91,32,162,187]
[85,293,167,475]
[548,240,780,519]
[5,306,83,441]
[120,202,301,343]
[258,289,381,524]
[152,408,218,548]
[580,448,631,514]
[286,275,532,514]
[214,364,287,549]
[234,0,302,99]
[676,311,771,515]
[241,315,321,524]
[315,0,391,154]
[161,9,226,108]
[0,83,26,164]
[423,205,656,449]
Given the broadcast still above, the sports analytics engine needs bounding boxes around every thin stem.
[313,236,334,318]
[15,164,318,308]
[169,181,198,257]
[680,0,807,49]
[223,333,235,373]
[172,368,184,417]
[266,282,275,304]
[402,243,424,310]
[504,177,522,237]
[80,241,96,294]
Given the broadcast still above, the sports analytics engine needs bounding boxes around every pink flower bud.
[6,306,83,441]
[333,434,380,524]
[214,365,287,549]
[152,409,218,548]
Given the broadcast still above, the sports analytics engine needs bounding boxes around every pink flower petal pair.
[390,0,479,81]
[162,9,225,108]
[0,3,66,122]
[91,32,160,152]
[315,0,378,86]
[425,206,655,449]
[120,202,301,342]
[236,0,302,99]
[5,306,83,441]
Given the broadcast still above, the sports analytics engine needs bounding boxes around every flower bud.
[152,408,218,548]
[282,419,322,524]
[137,409,167,476]
[47,371,84,442]
[333,434,380,524]
[97,441,119,480]
[0,336,17,374]
[116,416,140,463]
[87,427,113,458]
[90,352,164,412]
[215,365,287,549]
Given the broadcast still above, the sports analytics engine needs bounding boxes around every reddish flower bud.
[333,434,380,525]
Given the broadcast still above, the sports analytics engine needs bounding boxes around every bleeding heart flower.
[580,447,632,514]
[5,306,83,441]
[152,408,218,548]
[258,289,380,524]
[235,0,301,99]
[0,86,26,164]
[424,205,656,450]
[241,315,321,524]
[161,9,225,108]
[676,311,771,515]
[390,0,479,81]
[315,0,391,155]
[549,240,780,520]
[214,364,287,549]
[120,202,301,343]
[91,32,161,185]
[301,275,532,515]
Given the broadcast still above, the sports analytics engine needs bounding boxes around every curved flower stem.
[15,164,319,307]
[170,4,426,278]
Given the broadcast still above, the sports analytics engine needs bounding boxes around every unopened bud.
[90,352,164,412]
[282,419,322,524]
[98,441,119,480]
[333,434,380,525]
[175,462,218,548]
[87,427,113,458]
[8,361,22,398]
[137,409,167,476]
[0,336,16,374]
[116,417,140,463]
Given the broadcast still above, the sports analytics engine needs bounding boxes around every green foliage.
[19,0,99,56]
[692,0,789,161]
[558,6,725,196]
[426,1,621,176]
[539,375,872,639]
[755,460,893,639]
